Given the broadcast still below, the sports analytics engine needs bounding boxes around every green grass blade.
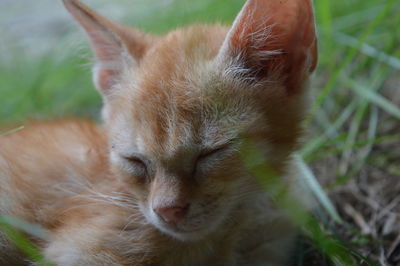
[302,102,356,159]
[308,0,398,123]
[335,32,400,70]
[307,134,400,163]
[295,155,342,224]
[304,216,377,266]
[0,216,52,266]
[332,5,384,29]
[338,97,368,175]
[0,126,24,136]
[348,106,378,176]
[316,0,334,69]
[1,215,50,240]
[344,78,400,120]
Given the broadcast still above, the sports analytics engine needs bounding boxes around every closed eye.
[199,138,238,159]
[193,142,235,178]
[198,144,231,160]
[121,154,149,179]
[124,156,147,168]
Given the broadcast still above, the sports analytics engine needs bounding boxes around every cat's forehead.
[111,25,254,156]
[125,95,228,157]
[118,91,251,160]
[137,25,227,90]
[143,25,227,66]
[124,28,228,139]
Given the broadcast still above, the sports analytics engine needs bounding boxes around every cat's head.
[64,0,317,241]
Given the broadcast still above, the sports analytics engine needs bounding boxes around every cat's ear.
[217,0,317,93]
[63,0,152,95]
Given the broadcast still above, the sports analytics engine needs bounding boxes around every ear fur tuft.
[218,0,318,93]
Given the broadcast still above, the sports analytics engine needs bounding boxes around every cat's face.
[109,107,251,240]
[64,0,317,241]
[104,27,258,240]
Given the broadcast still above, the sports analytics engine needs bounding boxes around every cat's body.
[0,120,296,266]
[0,0,317,265]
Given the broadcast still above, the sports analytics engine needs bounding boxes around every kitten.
[0,0,317,265]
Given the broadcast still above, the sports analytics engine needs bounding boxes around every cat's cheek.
[183,200,227,231]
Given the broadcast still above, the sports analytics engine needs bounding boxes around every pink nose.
[154,204,189,224]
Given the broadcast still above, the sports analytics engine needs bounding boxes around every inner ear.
[217,0,317,92]
[93,68,119,95]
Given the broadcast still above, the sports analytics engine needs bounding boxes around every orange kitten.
[0,0,317,265]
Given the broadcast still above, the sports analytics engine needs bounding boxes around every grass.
[0,216,51,265]
[1,0,399,265]
[0,126,24,136]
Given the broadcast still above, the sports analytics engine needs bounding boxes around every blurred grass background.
[1,0,399,265]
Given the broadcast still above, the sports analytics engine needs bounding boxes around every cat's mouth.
[141,197,234,241]
[143,208,216,241]
[157,214,207,230]
[148,209,230,242]
[163,222,206,234]
[159,222,213,241]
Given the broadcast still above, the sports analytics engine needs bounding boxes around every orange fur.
[1,0,317,265]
